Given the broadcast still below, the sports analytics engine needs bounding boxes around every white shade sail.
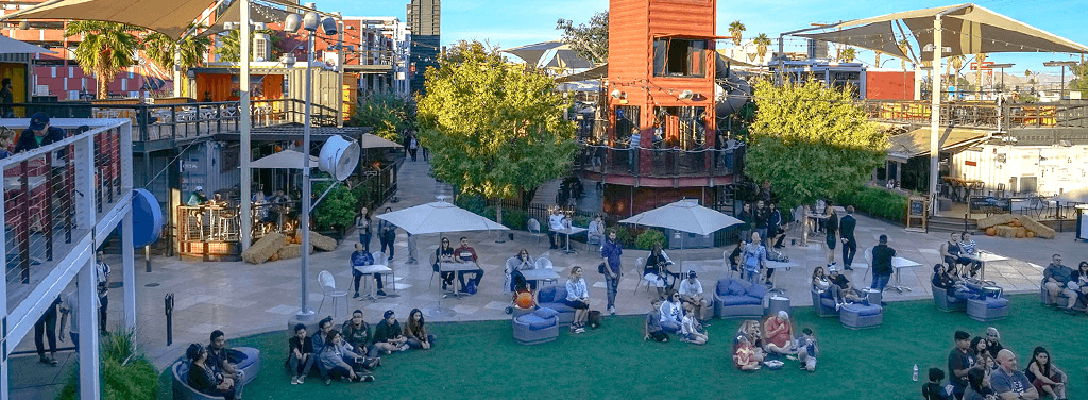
[376,200,508,235]
[619,199,742,236]
[358,133,403,149]
[0,35,54,54]
[248,150,319,169]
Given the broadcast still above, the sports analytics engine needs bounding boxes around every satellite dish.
[319,135,360,181]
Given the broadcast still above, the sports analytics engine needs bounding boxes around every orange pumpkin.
[986,228,996,236]
[270,253,280,262]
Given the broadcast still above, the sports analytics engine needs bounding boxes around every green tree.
[417,40,577,224]
[753,33,771,65]
[557,11,608,64]
[729,20,746,47]
[215,29,281,62]
[313,181,357,234]
[65,21,142,99]
[839,47,856,63]
[350,93,413,141]
[744,79,887,208]
[1070,61,1088,95]
[143,28,210,76]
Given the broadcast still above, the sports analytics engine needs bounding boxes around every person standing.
[824,202,839,270]
[752,200,768,246]
[600,230,624,315]
[870,235,896,295]
[355,207,372,252]
[736,203,752,245]
[767,202,785,249]
[406,232,418,265]
[95,251,111,334]
[406,133,419,162]
[742,232,767,285]
[34,296,61,364]
[0,78,14,118]
[376,207,396,262]
[839,205,857,270]
[59,278,96,353]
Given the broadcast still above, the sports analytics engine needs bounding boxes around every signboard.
[968,196,1011,215]
[906,195,929,233]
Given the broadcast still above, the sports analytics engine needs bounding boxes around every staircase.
[928,214,979,234]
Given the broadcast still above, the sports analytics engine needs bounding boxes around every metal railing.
[572,144,744,180]
[0,118,132,313]
[861,99,1088,129]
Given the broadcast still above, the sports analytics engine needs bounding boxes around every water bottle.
[912,364,919,382]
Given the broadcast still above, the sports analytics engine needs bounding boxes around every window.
[652,38,707,78]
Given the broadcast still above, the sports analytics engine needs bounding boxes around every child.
[796,328,818,371]
[644,299,668,342]
[921,368,951,400]
[0,129,14,160]
[733,336,761,371]
[680,303,707,345]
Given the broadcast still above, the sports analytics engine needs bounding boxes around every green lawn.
[157,295,1087,400]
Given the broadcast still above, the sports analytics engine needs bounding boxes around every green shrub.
[502,207,528,231]
[573,215,592,229]
[634,229,666,250]
[57,329,158,400]
[835,186,907,222]
[614,225,641,248]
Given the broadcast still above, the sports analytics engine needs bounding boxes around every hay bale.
[241,232,287,264]
[277,244,302,260]
[977,214,1017,229]
[294,229,338,251]
[993,226,1019,238]
[1015,215,1056,239]
[985,227,996,236]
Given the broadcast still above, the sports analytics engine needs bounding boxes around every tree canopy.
[65,21,141,99]
[744,79,887,208]
[558,11,608,64]
[144,28,210,74]
[350,93,413,141]
[416,40,577,204]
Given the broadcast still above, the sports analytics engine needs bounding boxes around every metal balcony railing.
[0,118,132,314]
[573,144,744,180]
[861,99,1088,129]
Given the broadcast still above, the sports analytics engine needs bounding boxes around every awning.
[501,40,595,69]
[248,149,319,169]
[555,64,607,83]
[887,127,992,161]
[0,0,220,39]
[795,3,1088,60]
[197,0,290,38]
[0,35,54,54]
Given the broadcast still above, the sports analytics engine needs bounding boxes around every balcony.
[861,99,1088,130]
[572,144,743,187]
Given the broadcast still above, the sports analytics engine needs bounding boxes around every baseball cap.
[828,265,839,272]
[29,113,50,131]
[687,270,697,279]
[195,186,203,191]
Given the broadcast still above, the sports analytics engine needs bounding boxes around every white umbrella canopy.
[248,149,319,169]
[358,133,403,149]
[0,35,54,54]
[376,198,508,235]
[1054,187,1088,203]
[620,199,742,236]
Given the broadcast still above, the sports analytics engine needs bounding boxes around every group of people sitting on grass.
[729,314,819,372]
[922,328,1068,400]
[285,309,438,386]
[643,287,711,345]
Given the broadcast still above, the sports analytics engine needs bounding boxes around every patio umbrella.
[376,197,507,235]
[1054,187,1088,203]
[358,133,403,149]
[619,199,742,270]
[248,150,319,169]
[0,35,54,54]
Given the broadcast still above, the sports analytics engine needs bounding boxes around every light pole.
[1043,61,1076,100]
[989,63,1015,95]
[283,3,339,318]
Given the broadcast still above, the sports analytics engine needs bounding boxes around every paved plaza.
[9,157,1087,398]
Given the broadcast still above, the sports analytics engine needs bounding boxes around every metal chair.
[631,257,652,293]
[317,270,347,317]
[428,251,440,288]
[527,218,544,246]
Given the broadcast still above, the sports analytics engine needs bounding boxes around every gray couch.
[714,278,766,319]
[811,289,838,318]
[933,285,967,313]
[1039,277,1087,311]
[512,306,560,345]
[537,285,576,324]
[839,303,883,330]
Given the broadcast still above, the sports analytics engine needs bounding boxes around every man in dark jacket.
[870,234,896,295]
[373,310,408,352]
[839,205,857,270]
[16,113,67,153]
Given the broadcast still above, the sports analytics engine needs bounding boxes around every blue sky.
[320,0,1087,78]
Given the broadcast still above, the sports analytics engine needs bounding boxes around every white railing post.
[78,256,100,400]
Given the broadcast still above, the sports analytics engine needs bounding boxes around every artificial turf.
[156,294,1087,400]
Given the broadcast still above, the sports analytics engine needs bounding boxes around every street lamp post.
[1043,61,1077,100]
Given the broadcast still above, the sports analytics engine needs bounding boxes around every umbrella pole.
[427,231,457,318]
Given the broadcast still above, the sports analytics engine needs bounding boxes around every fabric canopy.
[376,200,508,235]
[796,3,1088,59]
[358,133,403,149]
[0,0,220,39]
[0,35,54,54]
[502,40,595,69]
[197,0,291,38]
[619,199,742,236]
[555,64,607,83]
[248,150,319,169]
[887,127,991,160]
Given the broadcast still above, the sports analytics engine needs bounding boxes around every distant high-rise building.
[406,0,439,96]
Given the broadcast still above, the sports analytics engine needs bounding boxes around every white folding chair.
[631,257,650,293]
[527,218,544,246]
[317,270,347,317]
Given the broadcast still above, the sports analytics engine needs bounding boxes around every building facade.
[406,0,439,96]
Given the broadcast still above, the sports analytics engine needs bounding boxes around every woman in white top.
[564,266,591,333]
[659,291,684,333]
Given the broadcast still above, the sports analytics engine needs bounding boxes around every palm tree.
[949,55,965,92]
[144,27,210,74]
[754,33,771,65]
[729,20,746,47]
[839,47,856,63]
[66,20,141,99]
[974,53,987,92]
[897,39,912,70]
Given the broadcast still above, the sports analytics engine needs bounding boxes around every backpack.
[464,280,477,296]
[587,310,602,329]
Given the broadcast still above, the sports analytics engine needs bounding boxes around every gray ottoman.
[839,303,883,330]
[967,297,1010,322]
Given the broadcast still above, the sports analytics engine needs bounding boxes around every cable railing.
[861,99,1088,129]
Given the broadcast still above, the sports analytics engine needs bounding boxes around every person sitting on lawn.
[963,367,992,400]
[733,335,762,371]
[287,323,315,385]
[644,298,668,342]
[970,336,996,387]
[455,237,484,294]
[373,310,409,353]
[991,349,1040,400]
[797,328,819,372]
[186,343,237,399]
[1024,346,1067,400]
[403,309,436,350]
[921,367,951,400]
[985,328,1005,360]
[678,271,711,325]
[317,330,372,384]
[311,317,335,353]
[679,303,707,345]
[342,310,384,357]
[644,244,677,296]
[762,311,795,355]
[948,330,976,399]
[827,265,865,309]
[658,291,684,333]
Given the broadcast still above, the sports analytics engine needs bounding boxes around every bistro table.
[887,257,923,294]
[965,251,1010,281]
[764,260,798,294]
[554,227,587,254]
[354,263,395,301]
[520,268,561,287]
